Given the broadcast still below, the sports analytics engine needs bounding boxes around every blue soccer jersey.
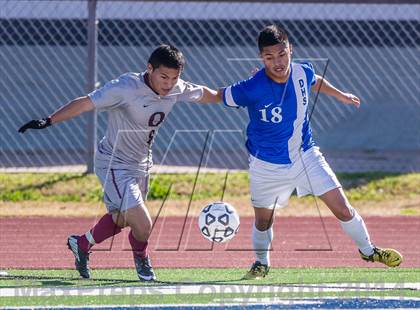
[223,62,316,164]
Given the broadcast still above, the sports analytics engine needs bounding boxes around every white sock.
[252,224,273,266]
[340,209,374,256]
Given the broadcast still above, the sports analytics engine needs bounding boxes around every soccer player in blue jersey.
[222,25,402,279]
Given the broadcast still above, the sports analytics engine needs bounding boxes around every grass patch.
[401,208,419,215]
[0,173,102,203]
[341,173,420,202]
[0,172,418,203]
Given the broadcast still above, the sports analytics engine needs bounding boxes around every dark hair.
[258,25,289,52]
[148,44,185,70]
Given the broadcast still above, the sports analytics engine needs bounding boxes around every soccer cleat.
[133,255,156,281]
[67,235,91,279]
[359,247,403,267]
[243,261,269,280]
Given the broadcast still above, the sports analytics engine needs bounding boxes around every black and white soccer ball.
[198,202,240,243]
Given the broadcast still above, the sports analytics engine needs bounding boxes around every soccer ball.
[198,202,240,243]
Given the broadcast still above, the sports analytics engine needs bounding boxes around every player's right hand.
[18,117,52,133]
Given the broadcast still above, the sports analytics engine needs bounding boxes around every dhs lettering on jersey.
[298,79,307,105]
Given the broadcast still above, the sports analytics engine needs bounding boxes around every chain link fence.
[1,1,419,172]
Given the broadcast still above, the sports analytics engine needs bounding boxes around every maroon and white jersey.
[88,72,203,172]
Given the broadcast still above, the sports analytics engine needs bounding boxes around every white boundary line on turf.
[2,297,420,310]
[0,283,419,298]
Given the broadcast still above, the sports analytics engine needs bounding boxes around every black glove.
[18,117,52,133]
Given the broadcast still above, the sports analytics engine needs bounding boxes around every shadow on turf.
[0,274,138,286]
[39,280,75,287]
[1,275,417,291]
[0,274,246,287]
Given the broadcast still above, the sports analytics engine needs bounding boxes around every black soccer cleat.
[133,255,156,281]
[67,235,91,279]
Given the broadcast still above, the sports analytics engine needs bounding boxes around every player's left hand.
[339,93,360,108]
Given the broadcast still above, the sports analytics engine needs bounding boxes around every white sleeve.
[88,73,136,111]
[176,81,204,103]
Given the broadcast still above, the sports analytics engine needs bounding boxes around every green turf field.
[1,268,419,307]
[2,268,419,287]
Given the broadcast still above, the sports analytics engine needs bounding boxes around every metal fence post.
[86,0,98,174]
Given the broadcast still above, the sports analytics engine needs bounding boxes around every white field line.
[0,283,419,298]
[3,298,420,310]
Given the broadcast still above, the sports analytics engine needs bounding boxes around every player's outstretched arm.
[312,75,361,108]
[18,96,95,133]
[198,87,223,104]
